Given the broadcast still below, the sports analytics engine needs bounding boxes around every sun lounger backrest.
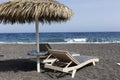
[39,43,52,51]
[48,49,80,65]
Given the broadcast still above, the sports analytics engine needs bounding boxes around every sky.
[0,0,120,33]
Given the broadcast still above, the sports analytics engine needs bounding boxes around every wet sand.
[0,43,120,80]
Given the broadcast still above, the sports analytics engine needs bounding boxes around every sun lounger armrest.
[69,52,80,56]
[72,54,80,56]
[43,58,57,63]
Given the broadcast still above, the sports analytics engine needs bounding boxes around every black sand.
[0,43,120,80]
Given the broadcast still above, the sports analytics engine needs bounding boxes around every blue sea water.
[0,32,120,43]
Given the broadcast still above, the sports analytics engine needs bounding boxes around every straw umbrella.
[0,0,73,72]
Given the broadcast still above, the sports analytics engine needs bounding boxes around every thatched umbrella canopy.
[0,0,72,24]
[0,0,73,72]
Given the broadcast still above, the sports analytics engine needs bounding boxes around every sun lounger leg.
[72,70,76,78]
[93,61,95,66]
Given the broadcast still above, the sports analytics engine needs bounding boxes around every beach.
[0,43,120,80]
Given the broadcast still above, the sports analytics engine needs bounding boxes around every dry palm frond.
[0,0,73,24]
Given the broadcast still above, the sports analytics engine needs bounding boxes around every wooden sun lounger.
[43,49,99,78]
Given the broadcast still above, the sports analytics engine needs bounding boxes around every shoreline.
[0,42,120,44]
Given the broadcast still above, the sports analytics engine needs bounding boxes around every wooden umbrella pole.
[35,17,40,72]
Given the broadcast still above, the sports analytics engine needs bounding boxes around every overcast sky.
[0,0,120,33]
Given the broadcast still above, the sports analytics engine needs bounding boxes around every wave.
[65,38,87,43]
[0,42,36,44]
[64,38,120,43]
[0,38,120,44]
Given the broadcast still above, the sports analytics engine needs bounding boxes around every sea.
[0,32,120,44]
